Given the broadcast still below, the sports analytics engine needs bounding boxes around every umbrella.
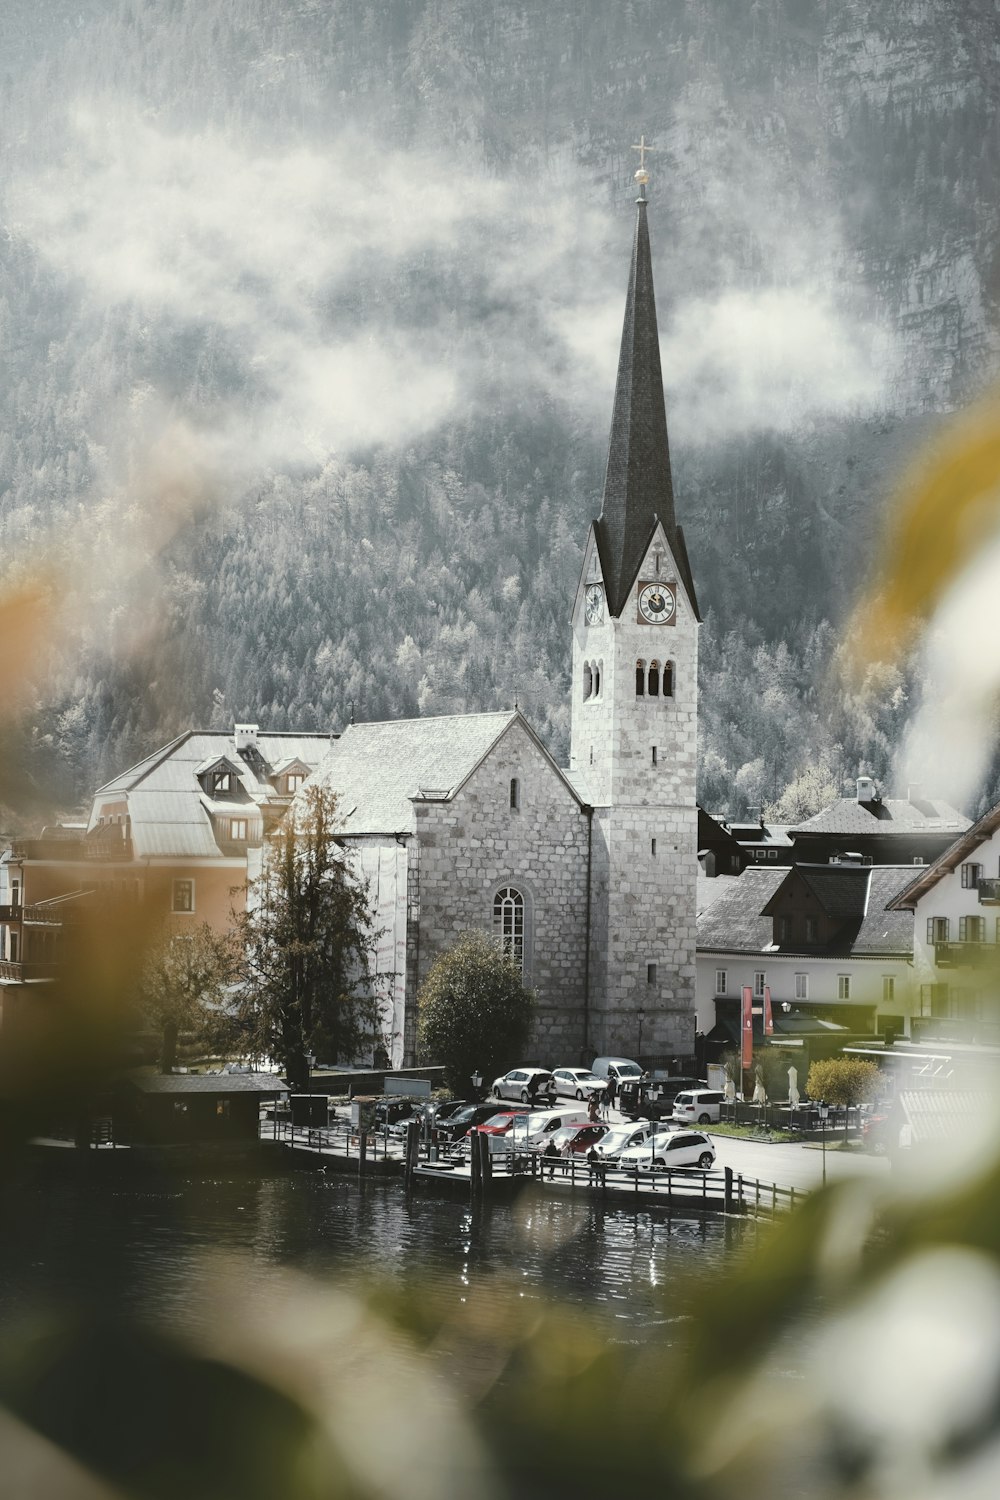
[788,1066,800,1107]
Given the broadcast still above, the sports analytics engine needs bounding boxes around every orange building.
[0,723,333,1028]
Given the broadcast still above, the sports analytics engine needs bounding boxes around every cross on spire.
[631,134,654,198]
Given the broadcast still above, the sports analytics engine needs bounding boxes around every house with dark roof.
[788,777,969,866]
[697,864,917,1058]
[886,797,1000,1052]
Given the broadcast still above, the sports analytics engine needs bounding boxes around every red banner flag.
[741,985,754,1070]
[763,985,774,1036]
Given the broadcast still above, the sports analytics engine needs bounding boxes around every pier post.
[724,1166,734,1214]
[358,1131,368,1180]
[470,1130,482,1201]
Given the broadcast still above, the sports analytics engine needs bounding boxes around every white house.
[887,802,1000,1050]
[697,863,917,1048]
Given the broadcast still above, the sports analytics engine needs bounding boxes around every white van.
[522,1106,591,1147]
[591,1057,644,1086]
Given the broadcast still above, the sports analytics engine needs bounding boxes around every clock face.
[637,581,676,624]
[585,584,604,626]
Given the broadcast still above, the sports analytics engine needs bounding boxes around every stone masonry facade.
[411,719,591,1061]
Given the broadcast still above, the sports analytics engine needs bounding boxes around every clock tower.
[570,161,699,1064]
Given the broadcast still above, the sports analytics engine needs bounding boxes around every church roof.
[311,711,568,835]
[594,197,698,620]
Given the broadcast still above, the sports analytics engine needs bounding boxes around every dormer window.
[212,771,233,795]
[229,818,248,841]
[285,773,304,794]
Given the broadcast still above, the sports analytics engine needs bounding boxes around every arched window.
[635,660,646,696]
[493,886,525,969]
[648,660,660,697]
[663,661,674,698]
[583,662,592,700]
[509,777,520,811]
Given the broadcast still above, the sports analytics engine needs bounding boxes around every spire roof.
[595,197,698,619]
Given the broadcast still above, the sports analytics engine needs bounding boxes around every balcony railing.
[0,960,59,982]
[934,940,993,968]
[978,879,1000,905]
[0,904,22,922]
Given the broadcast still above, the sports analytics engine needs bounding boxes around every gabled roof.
[697,865,915,957]
[309,710,583,836]
[763,865,869,921]
[594,197,698,620]
[91,730,332,859]
[790,797,969,838]
[887,795,1000,910]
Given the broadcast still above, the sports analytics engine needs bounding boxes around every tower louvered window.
[493,887,525,970]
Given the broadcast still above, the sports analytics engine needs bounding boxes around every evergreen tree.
[234,785,382,1089]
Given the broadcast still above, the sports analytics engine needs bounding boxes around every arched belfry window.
[635,660,646,697]
[494,886,525,970]
[583,663,593,700]
[509,777,520,811]
[648,660,660,697]
[663,661,674,698]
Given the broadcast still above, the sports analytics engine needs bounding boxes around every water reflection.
[0,1167,754,1341]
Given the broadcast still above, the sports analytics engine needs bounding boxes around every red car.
[548,1123,610,1155]
[475,1110,530,1137]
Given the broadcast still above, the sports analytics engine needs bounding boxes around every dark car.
[374,1099,419,1130]
[423,1099,470,1127]
[433,1102,501,1142]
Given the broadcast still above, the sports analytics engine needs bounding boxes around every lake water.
[0,1161,755,1336]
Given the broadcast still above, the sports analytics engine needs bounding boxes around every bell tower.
[570,143,699,1064]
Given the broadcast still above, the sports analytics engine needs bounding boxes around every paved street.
[705,1132,889,1192]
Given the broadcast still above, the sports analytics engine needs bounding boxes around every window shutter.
[926,917,935,944]
[959,916,968,942]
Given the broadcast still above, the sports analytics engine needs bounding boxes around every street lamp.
[637,1009,645,1057]
[818,1101,829,1186]
[471,1069,483,1102]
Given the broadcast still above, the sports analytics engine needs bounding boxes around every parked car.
[551,1067,606,1100]
[374,1099,419,1131]
[672,1089,726,1125]
[476,1110,530,1137]
[433,1102,503,1142]
[492,1067,556,1102]
[522,1106,591,1145]
[649,1074,705,1109]
[591,1056,644,1087]
[425,1099,470,1125]
[592,1122,655,1161]
[548,1123,610,1155]
[617,1130,716,1171]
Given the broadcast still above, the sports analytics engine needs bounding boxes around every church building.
[312,168,701,1070]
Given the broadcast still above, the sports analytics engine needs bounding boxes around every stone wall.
[410,718,591,1065]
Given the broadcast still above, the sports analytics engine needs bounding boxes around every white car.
[492,1067,556,1102]
[617,1130,716,1171]
[672,1089,726,1125]
[551,1067,606,1100]
[592,1122,655,1160]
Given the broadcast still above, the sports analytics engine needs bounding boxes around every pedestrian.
[543,1138,559,1179]
[603,1079,615,1118]
[587,1144,601,1183]
[527,1072,540,1107]
[587,1092,600,1124]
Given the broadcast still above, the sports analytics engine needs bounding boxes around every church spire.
[594,151,697,619]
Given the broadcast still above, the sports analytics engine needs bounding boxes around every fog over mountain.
[1,0,998,818]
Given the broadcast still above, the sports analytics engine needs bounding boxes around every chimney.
[908,782,924,804]
[856,776,875,802]
[234,723,259,752]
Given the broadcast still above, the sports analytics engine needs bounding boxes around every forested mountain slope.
[1,0,997,819]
